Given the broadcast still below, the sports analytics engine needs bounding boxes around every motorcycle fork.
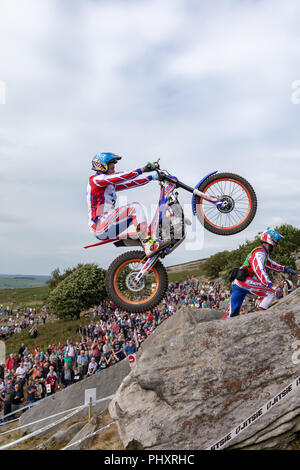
[132,183,176,285]
[132,253,160,285]
[149,182,177,240]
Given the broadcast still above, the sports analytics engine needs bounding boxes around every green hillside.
[0,277,49,290]
[167,266,205,282]
[0,286,49,308]
[4,317,90,357]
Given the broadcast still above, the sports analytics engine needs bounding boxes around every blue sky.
[0,0,300,275]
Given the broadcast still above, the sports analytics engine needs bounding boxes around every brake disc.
[125,272,146,292]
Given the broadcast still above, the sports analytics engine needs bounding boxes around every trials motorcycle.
[84,161,257,313]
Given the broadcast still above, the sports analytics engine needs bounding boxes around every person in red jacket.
[225,230,296,318]
[5,354,15,371]
[46,368,58,395]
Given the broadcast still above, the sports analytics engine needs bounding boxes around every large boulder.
[109,290,300,450]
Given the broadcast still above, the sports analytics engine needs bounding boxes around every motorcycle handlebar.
[156,171,194,194]
[152,160,194,194]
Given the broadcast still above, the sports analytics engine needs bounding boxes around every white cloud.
[0,0,299,274]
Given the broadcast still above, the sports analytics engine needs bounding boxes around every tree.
[271,224,300,269]
[46,264,85,291]
[47,264,107,320]
[201,251,230,278]
[46,267,61,290]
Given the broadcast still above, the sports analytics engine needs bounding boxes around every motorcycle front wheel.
[105,250,168,313]
[193,172,257,236]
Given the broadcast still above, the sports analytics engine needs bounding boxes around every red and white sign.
[128,353,136,367]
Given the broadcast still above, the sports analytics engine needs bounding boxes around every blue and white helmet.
[91,152,122,173]
[261,229,283,248]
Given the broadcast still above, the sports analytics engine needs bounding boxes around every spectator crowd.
[0,307,48,340]
[2,273,296,421]
[0,277,228,420]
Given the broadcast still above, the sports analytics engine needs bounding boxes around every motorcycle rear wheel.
[193,172,257,235]
[105,250,168,313]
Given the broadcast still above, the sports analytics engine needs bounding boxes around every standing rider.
[87,152,171,257]
[225,229,296,318]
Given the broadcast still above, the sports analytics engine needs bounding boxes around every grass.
[0,277,48,290]
[87,412,124,450]
[90,425,124,450]
[0,284,83,358]
[167,267,206,283]
[4,316,93,357]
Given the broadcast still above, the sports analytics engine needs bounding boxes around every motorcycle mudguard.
[191,171,218,215]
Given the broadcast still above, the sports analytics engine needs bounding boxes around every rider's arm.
[92,169,143,187]
[114,175,153,192]
[250,250,273,287]
[265,258,285,273]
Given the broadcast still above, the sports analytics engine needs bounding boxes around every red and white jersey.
[246,247,285,287]
[87,168,152,231]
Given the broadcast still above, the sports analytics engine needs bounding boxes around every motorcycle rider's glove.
[142,162,157,172]
[284,267,297,275]
[151,173,159,180]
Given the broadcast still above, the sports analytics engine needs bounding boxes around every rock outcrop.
[109,290,300,450]
[65,415,100,450]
